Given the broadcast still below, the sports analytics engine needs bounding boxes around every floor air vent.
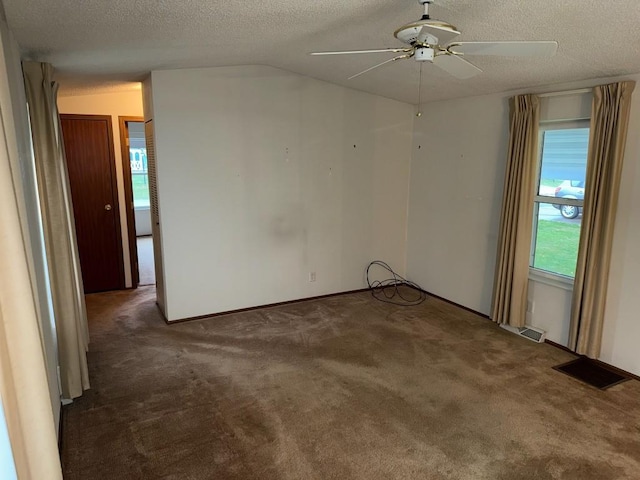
[500,324,546,343]
[553,357,630,390]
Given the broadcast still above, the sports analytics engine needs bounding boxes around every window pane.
[132,173,150,208]
[537,128,589,198]
[130,147,150,208]
[532,125,589,278]
[130,148,147,174]
[532,202,581,277]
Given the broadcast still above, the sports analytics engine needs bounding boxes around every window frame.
[529,118,590,281]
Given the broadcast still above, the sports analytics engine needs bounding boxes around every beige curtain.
[0,107,63,478]
[569,81,636,357]
[492,94,540,327]
[23,62,90,399]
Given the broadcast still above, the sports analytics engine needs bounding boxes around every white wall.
[57,90,144,287]
[0,18,60,432]
[134,208,152,236]
[407,73,640,376]
[407,94,509,314]
[526,281,572,346]
[147,65,414,321]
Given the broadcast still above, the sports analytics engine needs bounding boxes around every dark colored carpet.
[554,357,631,390]
[62,286,640,479]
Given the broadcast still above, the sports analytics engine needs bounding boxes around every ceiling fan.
[310,0,558,82]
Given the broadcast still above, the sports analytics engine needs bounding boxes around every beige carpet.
[62,287,640,479]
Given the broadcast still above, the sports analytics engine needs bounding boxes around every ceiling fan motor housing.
[415,47,435,62]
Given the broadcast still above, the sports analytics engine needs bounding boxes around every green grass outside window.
[532,219,581,277]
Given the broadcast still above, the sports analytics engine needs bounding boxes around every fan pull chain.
[416,62,423,117]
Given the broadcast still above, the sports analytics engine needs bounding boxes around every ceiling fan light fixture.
[415,47,435,62]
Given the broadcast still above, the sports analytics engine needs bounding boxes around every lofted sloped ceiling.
[2,0,640,104]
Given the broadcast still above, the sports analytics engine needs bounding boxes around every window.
[0,399,16,480]
[128,122,149,208]
[530,121,590,279]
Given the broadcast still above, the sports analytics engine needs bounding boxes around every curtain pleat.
[569,81,636,357]
[23,61,90,399]
[0,100,63,479]
[492,94,539,327]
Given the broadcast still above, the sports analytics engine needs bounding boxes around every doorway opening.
[119,117,155,287]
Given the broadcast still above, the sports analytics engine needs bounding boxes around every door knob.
[104,204,112,211]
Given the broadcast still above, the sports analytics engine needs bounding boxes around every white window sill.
[529,268,574,291]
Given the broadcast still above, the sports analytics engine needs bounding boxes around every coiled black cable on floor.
[365,261,427,306]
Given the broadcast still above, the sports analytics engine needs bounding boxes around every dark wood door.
[61,115,124,293]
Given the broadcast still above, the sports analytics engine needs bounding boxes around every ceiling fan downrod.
[419,0,433,20]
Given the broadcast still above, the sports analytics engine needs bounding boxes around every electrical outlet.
[309,272,316,282]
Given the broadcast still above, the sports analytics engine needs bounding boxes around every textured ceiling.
[2,0,640,104]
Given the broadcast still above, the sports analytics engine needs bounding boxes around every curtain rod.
[537,88,592,98]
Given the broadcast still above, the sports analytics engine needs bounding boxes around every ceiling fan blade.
[311,48,412,56]
[448,41,558,57]
[434,53,483,79]
[348,54,411,80]
[416,24,460,46]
